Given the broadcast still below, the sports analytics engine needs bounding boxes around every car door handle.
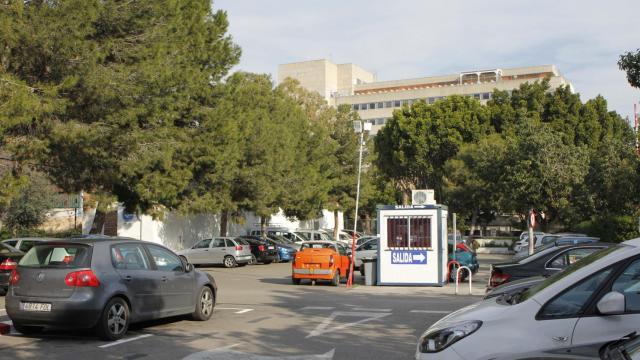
[124,275,133,282]
[161,276,168,282]
[552,336,568,343]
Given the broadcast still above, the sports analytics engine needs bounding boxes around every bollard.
[455,266,473,295]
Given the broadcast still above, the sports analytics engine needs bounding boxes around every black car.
[0,243,24,295]
[237,236,279,264]
[488,241,613,289]
[6,237,216,340]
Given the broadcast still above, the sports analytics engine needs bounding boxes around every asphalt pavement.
[0,256,505,360]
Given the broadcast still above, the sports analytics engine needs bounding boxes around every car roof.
[25,236,145,246]
[623,238,640,247]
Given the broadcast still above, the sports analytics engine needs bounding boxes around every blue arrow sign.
[391,250,428,265]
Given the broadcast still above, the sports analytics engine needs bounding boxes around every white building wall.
[116,207,343,252]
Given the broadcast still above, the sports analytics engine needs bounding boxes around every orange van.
[291,241,351,286]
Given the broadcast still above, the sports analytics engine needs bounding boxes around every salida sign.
[391,250,428,265]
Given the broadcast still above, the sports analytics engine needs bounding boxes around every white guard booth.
[376,204,448,286]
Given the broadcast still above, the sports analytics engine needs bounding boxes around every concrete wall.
[116,207,343,252]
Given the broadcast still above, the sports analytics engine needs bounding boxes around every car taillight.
[489,271,510,288]
[9,269,19,285]
[258,245,265,252]
[65,270,100,287]
[329,255,334,266]
[0,258,18,271]
[235,245,243,251]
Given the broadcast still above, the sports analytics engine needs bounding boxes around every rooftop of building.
[353,65,560,95]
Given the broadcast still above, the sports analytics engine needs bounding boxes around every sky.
[215,0,639,121]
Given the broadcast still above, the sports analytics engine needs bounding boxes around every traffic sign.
[529,210,536,229]
[391,250,428,264]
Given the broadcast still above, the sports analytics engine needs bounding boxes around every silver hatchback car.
[416,238,640,359]
[178,237,253,268]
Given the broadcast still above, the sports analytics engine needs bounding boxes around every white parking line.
[216,307,254,314]
[353,308,391,312]
[98,334,153,348]
[409,310,451,314]
[300,306,334,311]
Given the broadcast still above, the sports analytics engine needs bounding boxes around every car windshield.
[300,243,334,250]
[516,245,622,303]
[235,238,250,246]
[514,245,562,264]
[20,244,92,269]
[0,243,19,254]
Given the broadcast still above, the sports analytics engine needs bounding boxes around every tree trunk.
[364,213,372,234]
[333,210,340,239]
[470,211,478,236]
[402,191,410,205]
[220,211,228,237]
[260,216,267,238]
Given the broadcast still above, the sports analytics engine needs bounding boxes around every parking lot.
[0,259,493,360]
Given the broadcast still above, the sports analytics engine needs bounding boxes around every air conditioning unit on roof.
[412,189,435,205]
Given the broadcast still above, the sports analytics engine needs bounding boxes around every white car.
[513,232,546,252]
[416,238,640,359]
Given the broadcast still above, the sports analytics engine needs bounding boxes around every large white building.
[279,59,574,134]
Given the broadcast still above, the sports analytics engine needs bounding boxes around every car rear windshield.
[235,239,251,246]
[300,243,334,250]
[19,244,92,269]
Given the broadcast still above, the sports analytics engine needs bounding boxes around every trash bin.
[362,257,378,286]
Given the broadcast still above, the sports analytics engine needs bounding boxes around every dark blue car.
[265,236,297,262]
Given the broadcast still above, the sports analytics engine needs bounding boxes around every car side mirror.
[597,291,625,315]
[185,263,194,273]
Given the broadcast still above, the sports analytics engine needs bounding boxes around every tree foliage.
[619,49,640,89]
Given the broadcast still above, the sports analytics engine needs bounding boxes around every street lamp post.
[347,120,371,288]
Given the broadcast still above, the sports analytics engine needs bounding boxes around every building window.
[410,218,431,247]
[401,99,409,106]
[369,103,376,110]
[387,218,408,247]
[386,217,432,248]
[377,102,384,109]
[376,118,386,125]
[384,101,393,108]
[394,100,401,107]
[353,104,359,111]
[482,93,491,100]
[473,93,481,99]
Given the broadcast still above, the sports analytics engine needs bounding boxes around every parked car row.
[416,236,640,359]
[3,236,217,341]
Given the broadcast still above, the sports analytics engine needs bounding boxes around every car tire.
[191,286,214,321]
[263,260,273,265]
[96,297,130,341]
[249,254,257,265]
[292,277,301,285]
[223,256,237,268]
[331,271,340,286]
[12,323,43,335]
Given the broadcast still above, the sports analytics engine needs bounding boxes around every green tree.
[375,96,490,203]
[619,49,640,89]
[3,173,57,234]
[1,0,240,216]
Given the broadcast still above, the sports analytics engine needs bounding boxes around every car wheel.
[223,256,237,268]
[249,254,257,265]
[96,297,130,341]
[191,286,214,321]
[275,254,281,263]
[331,271,340,286]
[292,277,301,285]
[12,323,43,335]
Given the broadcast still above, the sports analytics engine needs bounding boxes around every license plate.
[22,302,51,312]
[268,246,275,250]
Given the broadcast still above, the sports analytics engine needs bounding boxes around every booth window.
[410,218,431,247]
[387,218,408,247]
[387,217,431,248]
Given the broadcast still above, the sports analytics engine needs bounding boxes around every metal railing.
[455,266,473,295]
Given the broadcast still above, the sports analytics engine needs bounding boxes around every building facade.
[278,60,574,134]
